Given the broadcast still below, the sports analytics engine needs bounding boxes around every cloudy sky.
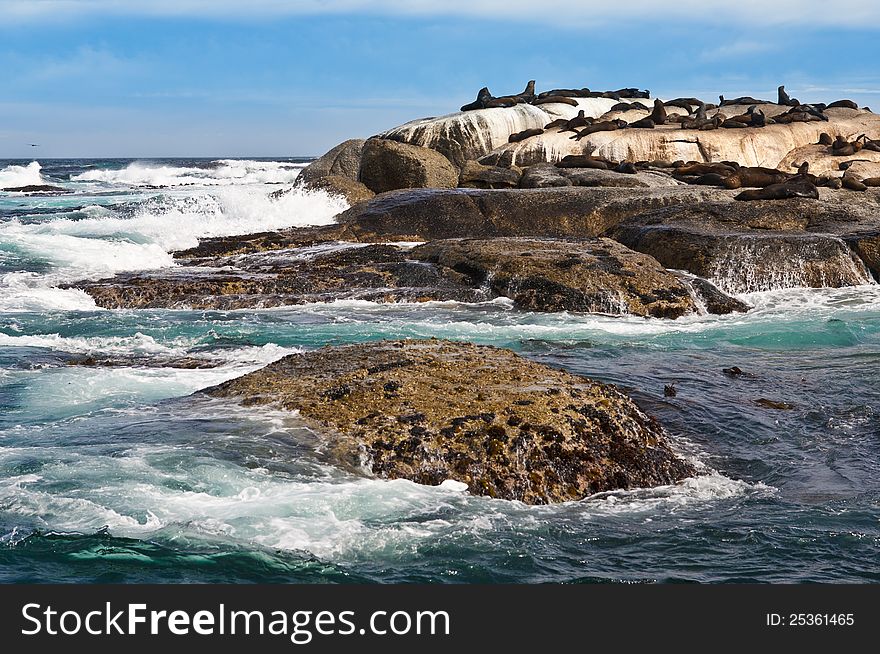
[2,0,879,157]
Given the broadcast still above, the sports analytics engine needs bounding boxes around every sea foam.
[0,161,45,188]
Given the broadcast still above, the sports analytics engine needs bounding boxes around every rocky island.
[72,81,880,503]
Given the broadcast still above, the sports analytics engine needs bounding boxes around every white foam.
[71,159,304,187]
[0,183,348,311]
[0,273,98,312]
[0,161,45,188]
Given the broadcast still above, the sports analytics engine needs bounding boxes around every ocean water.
[1,159,878,583]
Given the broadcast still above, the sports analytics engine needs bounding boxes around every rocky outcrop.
[79,233,744,316]
[77,244,485,309]
[482,107,880,168]
[358,138,459,194]
[335,186,731,241]
[412,237,743,317]
[297,138,365,185]
[612,199,875,293]
[202,339,697,504]
[380,98,620,167]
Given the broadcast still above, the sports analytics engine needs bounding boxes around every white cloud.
[700,39,777,62]
[3,0,880,28]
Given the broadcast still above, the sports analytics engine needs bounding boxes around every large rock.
[202,339,697,504]
[412,237,744,317]
[297,138,365,185]
[612,198,875,294]
[358,138,459,194]
[380,98,621,167]
[482,107,880,168]
[335,186,731,241]
[458,160,522,189]
[777,144,880,180]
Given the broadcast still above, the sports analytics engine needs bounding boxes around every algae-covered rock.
[202,339,697,504]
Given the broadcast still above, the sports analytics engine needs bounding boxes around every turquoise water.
[1,159,878,583]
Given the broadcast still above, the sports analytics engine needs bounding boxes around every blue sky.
[1,1,879,158]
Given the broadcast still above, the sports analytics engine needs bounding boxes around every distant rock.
[201,339,697,504]
[358,138,459,194]
[2,184,69,193]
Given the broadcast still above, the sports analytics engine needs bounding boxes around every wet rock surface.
[202,339,697,504]
[78,244,486,309]
[612,198,876,293]
[411,237,741,317]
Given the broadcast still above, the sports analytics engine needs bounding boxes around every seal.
[560,110,590,133]
[483,97,517,108]
[831,136,856,156]
[508,128,544,143]
[555,154,612,170]
[461,87,492,112]
[734,177,819,201]
[515,80,537,103]
[720,95,770,106]
[722,166,790,189]
[856,134,880,152]
[827,99,859,110]
[817,132,834,146]
[612,88,650,99]
[533,96,579,107]
[663,99,698,113]
[628,116,656,129]
[570,119,627,139]
[863,177,880,187]
[543,118,568,129]
[777,85,800,106]
[842,176,868,191]
[537,88,591,99]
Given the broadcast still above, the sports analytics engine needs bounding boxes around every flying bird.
[28,144,39,147]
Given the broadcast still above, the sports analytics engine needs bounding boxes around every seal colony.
[69,80,880,503]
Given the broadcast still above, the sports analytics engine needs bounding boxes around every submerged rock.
[77,243,485,309]
[2,184,69,194]
[411,237,742,317]
[202,339,697,504]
